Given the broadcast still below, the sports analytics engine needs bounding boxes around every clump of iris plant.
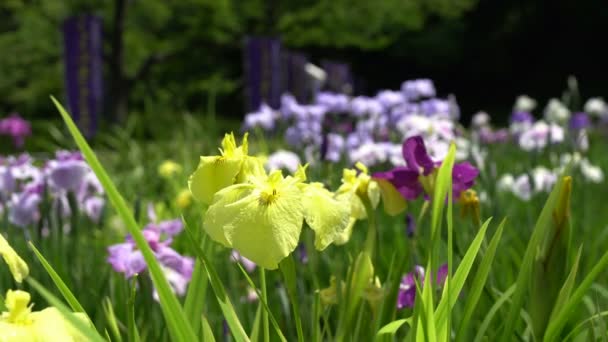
[189,132,405,269]
[373,135,479,201]
[0,152,105,229]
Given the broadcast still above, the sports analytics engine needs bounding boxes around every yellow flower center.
[259,188,279,206]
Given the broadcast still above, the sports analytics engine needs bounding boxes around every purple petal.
[452,162,479,197]
[402,136,434,175]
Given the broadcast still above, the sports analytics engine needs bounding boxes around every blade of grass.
[52,96,196,342]
[279,255,305,342]
[435,217,493,331]
[234,262,288,342]
[103,297,123,342]
[184,235,210,336]
[499,175,569,341]
[202,314,216,342]
[455,218,506,341]
[474,285,516,342]
[375,318,411,342]
[26,277,106,342]
[28,242,87,314]
[182,217,250,342]
[127,276,141,342]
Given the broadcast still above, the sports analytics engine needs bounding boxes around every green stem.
[361,196,377,257]
[260,268,270,342]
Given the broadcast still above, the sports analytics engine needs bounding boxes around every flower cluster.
[0,151,105,228]
[189,133,405,269]
[243,79,465,168]
[107,216,194,299]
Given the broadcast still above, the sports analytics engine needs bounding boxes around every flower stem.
[260,268,270,342]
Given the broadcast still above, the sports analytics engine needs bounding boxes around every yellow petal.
[189,156,243,205]
[235,156,266,183]
[222,176,304,269]
[374,179,407,216]
[0,234,29,283]
[333,217,357,245]
[203,184,253,247]
[302,183,350,250]
[366,179,381,209]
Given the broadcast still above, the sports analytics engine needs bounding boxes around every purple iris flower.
[243,103,277,131]
[401,79,436,100]
[47,159,89,192]
[397,264,448,309]
[569,112,591,131]
[107,219,193,297]
[315,92,350,113]
[8,188,42,227]
[510,111,534,124]
[373,136,479,200]
[0,165,16,200]
[0,113,31,148]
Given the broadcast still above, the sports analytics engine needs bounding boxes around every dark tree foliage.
[0,0,605,123]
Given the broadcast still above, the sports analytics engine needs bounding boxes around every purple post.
[243,36,282,111]
[283,51,309,103]
[63,15,103,138]
[321,60,353,94]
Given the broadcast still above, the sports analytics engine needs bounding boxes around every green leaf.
[499,175,570,341]
[28,242,87,314]
[182,217,250,342]
[250,304,262,341]
[234,262,287,342]
[202,314,216,342]
[26,277,106,342]
[184,235,210,337]
[375,318,411,341]
[279,255,305,342]
[52,96,197,342]
[127,276,141,342]
[473,285,516,342]
[102,297,123,342]
[455,218,506,341]
[435,217,493,331]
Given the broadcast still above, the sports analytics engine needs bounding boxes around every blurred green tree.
[0,0,479,119]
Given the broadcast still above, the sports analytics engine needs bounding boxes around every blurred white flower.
[349,142,387,167]
[519,121,564,151]
[544,98,570,123]
[584,97,607,116]
[580,159,604,183]
[455,136,470,161]
[512,174,532,201]
[514,95,537,112]
[531,167,557,193]
[472,111,491,128]
[497,174,514,192]
[265,150,301,173]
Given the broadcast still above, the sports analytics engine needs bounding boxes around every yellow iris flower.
[0,233,29,283]
[0,290,88,341]
[189,132,265,205]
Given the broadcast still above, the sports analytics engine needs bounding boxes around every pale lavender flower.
[519,121,564,151]
[47,159,89,192]
[376,90,404,108]
[401,79,436,99]
[107,220,194,298]
[83,196,104,223]
[8,188,42,227]
[471,111,491,128]
[350,96,384,117]
[244,103,277,131]
[323,133,345,162]
[315,92,350,112]
[584,97,607,117]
